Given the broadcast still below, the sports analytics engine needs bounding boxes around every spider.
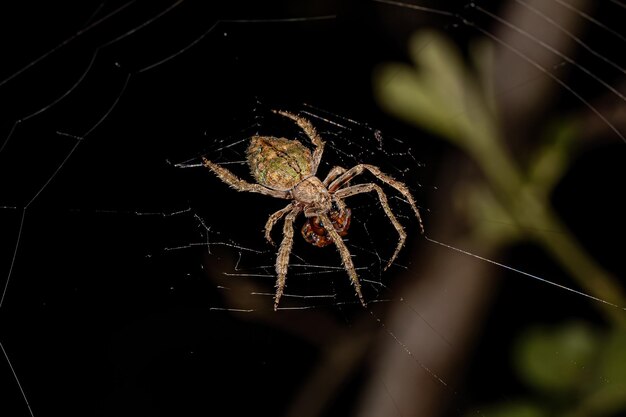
[202,110,424,310]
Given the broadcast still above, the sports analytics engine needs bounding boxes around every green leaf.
[514,322,598,393]
[581,329,626,416]
[598,329,626,386]
[373,30,499,152]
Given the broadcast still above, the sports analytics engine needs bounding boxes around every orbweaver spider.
[202,110,424,310]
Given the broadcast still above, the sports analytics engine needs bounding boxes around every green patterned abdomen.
[246,136,313,191]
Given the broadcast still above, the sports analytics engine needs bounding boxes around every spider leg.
[335,184,406,270]
[273,110,325,172]
[322,166,347,186]
[321,166,350,213]
[274,208,301,310]
[329,164,424,234]
[264,203,295,246]
[202,157,290,199]
[317,212,366,307]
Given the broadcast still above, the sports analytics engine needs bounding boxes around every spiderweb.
[1,1,625,416]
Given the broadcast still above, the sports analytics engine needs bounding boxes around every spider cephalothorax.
[202,110,424,310]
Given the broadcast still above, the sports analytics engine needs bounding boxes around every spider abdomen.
[246,136,313,190]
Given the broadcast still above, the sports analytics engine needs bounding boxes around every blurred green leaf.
[527,120,578,197]
[514,322,598,393]
[374,30,498,153]
[580,329,626,416]
[598,329,626,386]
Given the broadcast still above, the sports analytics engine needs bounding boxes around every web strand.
[424,236,626,311]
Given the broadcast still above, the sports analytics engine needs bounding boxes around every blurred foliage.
[479,323,626,417]
[373,30,626,416]
[373,30,625,323]
[515,322,598,394]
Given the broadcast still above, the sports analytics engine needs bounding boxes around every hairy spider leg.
[273,110,325,173]
[318,212,366,307]
[323,165,350,214]
[323,166,347,186]
[202,157,291,199]
[275,208,302,310]
[335,184,407,270]
[264,203,297,246]
[328,164,424,234]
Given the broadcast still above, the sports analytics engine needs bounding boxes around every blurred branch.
[374,30,626,326]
